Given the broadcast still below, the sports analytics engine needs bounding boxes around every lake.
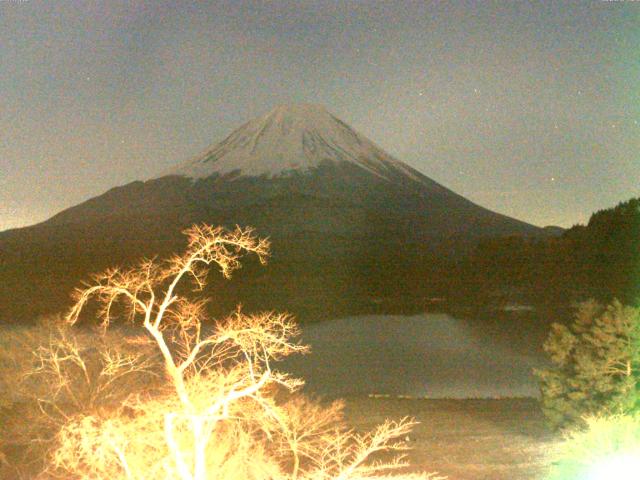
[281,312,550,398]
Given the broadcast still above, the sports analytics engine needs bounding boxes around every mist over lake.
[282,313,548,398]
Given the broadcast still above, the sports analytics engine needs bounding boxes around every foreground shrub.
[0,323,51,476]
[36,224,441,479]
[0,319,160,478]
[547,414,640,480]
[535,300,640,429]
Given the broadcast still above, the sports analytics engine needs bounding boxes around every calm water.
[281,312,549,398]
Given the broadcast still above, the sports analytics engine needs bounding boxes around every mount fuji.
[0,104,549,322]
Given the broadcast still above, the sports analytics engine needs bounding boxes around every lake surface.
[281,313,549,398]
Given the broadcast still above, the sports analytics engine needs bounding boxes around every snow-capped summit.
[168,103,422,183]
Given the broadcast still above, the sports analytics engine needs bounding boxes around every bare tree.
[0,316,160,479]
[41,224,442,480]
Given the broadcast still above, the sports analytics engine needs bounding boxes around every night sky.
[1,1,638,231]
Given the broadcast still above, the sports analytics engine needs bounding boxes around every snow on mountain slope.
[168,103,425,184]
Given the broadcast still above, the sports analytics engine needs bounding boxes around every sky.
[1,0,638,231]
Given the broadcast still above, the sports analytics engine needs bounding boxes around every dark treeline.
[1,195,637,324]
[451,197,640,308]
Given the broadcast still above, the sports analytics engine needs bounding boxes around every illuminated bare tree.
[0,317,160,479]
[45,224,442,480]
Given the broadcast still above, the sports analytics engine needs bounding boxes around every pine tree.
[536,300,640,429]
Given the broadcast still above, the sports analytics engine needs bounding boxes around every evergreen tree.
[536,300,640,429]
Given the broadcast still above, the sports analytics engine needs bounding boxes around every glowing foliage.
[41,224,440,480]
[547,414,640,480]
[536,300,640,429]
